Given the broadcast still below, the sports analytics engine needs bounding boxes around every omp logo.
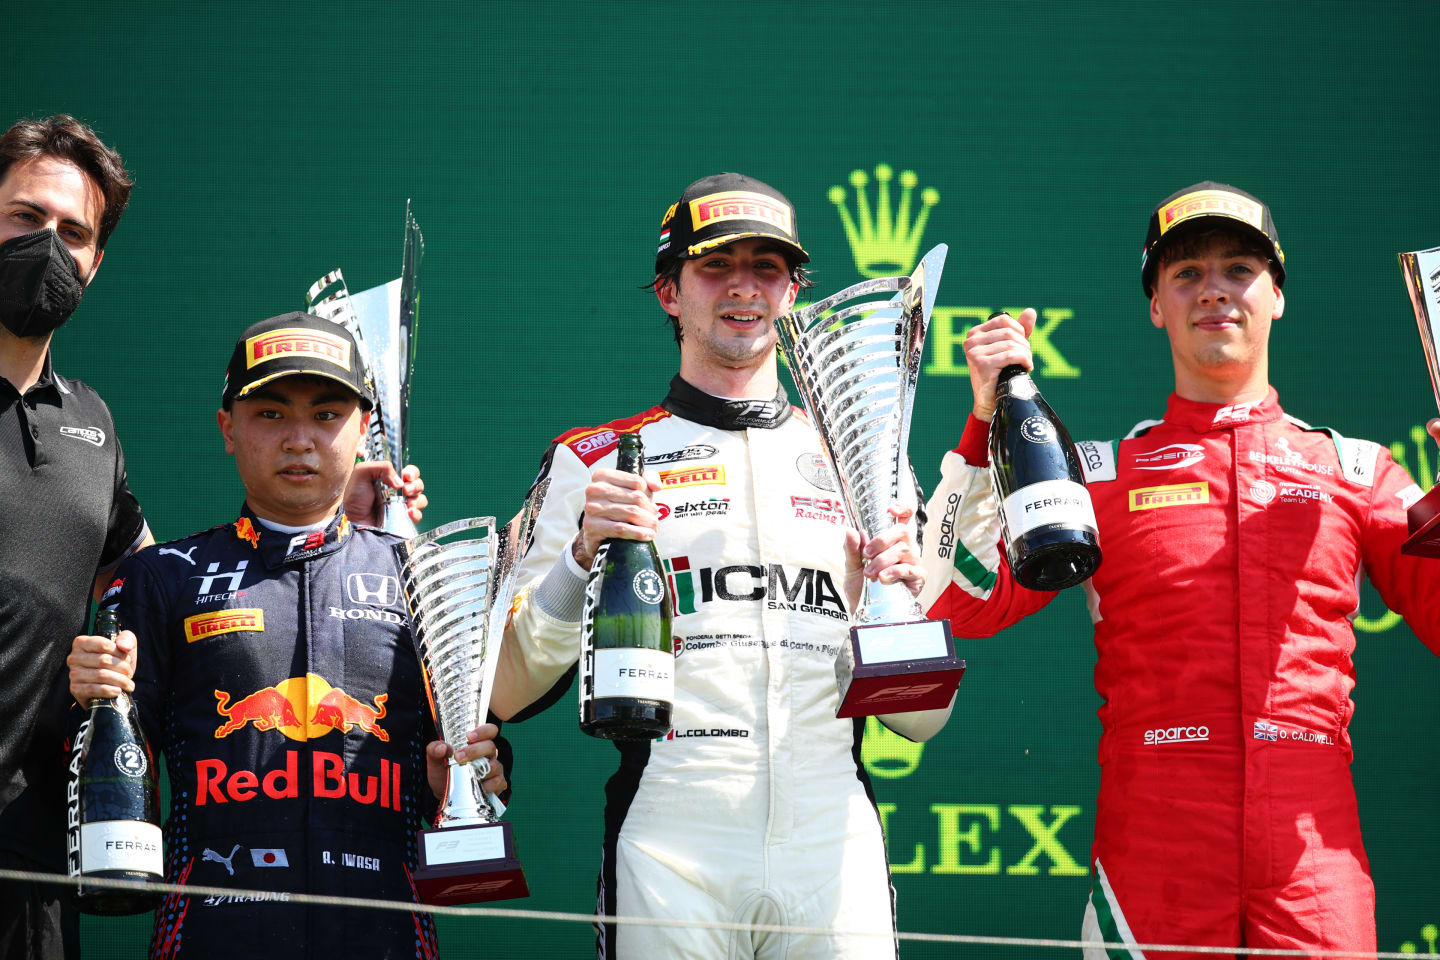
[245,327,350,370]
[828,164,939,277]
[1128,481,1208,511]
[1132,443,1204,470]
[346,573,399,606]
[1144,725,1209,745]
[689,191,793,234]
[1158,188,1264,234]
[184,609,264,643]
[659,465,724,488]
[59,425,105,446]
[575,430,617,456]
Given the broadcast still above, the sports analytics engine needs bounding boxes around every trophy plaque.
[394,514,531,904]
[1399,245,1440,557]
[308,202,423,537]
[776,245,965,718]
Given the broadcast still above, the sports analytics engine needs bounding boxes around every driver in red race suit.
[917,183,1440,957]
[67,312,509,959]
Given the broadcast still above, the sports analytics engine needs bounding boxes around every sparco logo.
[1144,725,1209,745]
[1076,441,1104,473]
[647,444,717,465]
[937,492,960,559]
[662,555,847,620]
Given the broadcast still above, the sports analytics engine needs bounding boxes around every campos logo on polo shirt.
[245,327,350,371]
[1128,481,1209,511]
[59,425,106,446]
[184,609,265,643]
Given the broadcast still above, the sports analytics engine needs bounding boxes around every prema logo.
[1144,725,1210,745]
[1131,443,1204,471]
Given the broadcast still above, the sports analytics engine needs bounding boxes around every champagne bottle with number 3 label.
[989,359,1102,591]
[579,432,674,740]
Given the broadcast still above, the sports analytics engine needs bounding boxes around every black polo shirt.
[0,352,147,869]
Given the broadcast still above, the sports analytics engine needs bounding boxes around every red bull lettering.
[194,750,403,810]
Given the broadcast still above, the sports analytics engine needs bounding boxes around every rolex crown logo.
[829,164,940,278]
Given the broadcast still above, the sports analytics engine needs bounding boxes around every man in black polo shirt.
[0,114,149,960]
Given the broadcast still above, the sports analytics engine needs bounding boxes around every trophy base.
[836,619,965,719]
[1404,484,1440,557]
[414,820,529,904]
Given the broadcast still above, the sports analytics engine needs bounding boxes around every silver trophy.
[393,513,533,903]
[776,244,964,718]
[308,202,423,537]
[1399,245,1440,556]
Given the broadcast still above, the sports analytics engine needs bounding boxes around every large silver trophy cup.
[308,202,423,537]
[394,515,530,904]
[776,244,964,719]
[1399,245,1440,557]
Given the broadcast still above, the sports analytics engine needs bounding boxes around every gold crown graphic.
[829,164,940,278]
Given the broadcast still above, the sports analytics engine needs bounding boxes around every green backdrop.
[9,1,1440,955]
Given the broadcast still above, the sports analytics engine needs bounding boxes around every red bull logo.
[195,750,404,810]
[234,517,261,549]
[213,673,389,742]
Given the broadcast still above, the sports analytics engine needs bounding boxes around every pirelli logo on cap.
[184,608,265,643]
[659,465,725,488]
[245,327,351,371]
[1129,481,1209,511]
[689,191,793,234]
[1158,190,1263,236]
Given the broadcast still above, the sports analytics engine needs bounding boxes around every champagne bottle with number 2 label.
[579,432,674,740]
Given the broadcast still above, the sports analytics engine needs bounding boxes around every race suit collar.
[231,504,353,569]
[1164,387,1283,432]
[662,375,792,430]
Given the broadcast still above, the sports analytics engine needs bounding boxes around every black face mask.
[0,229,87,338]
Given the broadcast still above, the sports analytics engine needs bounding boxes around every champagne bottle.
[988,363,1102,591]
[73,607,163,915]
[579,432,675,740]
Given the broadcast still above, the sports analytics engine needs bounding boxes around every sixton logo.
[661,555,846,621]
[1128,481,1209,511]
[827,165,1082,383]
[347,573,399,606]
[244,326,350,371]
[669,498,731,519]
[59,425,105,446]
[689,190,793,234]
[659,465,725,489]
[1132,443,1204,471]
[184,609,264,643]
[212,673,388,742]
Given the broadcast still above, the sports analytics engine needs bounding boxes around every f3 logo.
[346,573,399,606]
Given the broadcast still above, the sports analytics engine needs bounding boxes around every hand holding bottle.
[573,465,662,569]
[964,308,1037,422]
[67,627,138,703]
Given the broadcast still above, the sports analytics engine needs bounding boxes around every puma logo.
[159,546,199,565]
[202,844,241,876]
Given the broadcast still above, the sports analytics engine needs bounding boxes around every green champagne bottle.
[579,432,674,740]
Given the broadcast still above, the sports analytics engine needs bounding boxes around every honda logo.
[346,573,399,606]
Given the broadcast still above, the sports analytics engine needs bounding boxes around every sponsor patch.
[795,453,838,492]
[234,518,261,549]
[1211,401,1258,425]
[791,495,845,525]
[1128,481,1209,511]
[1250,479,1276,504]
[184,608,264,643]
[1158,189,1264,236]
[1277,482,1333,504]
[646,444,718,466]
[1144,725,1209,745]
[671,497,730,518]
[346,573,399,606]
[1132,443,1204,471]
[245,327,350,370]
[59,425,105,446]
[660,465,725,488]
[689,190,793,233]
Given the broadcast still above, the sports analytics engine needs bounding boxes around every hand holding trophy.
[776,245,966,718]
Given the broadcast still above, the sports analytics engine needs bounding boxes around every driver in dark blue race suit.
[66,312,509,960]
